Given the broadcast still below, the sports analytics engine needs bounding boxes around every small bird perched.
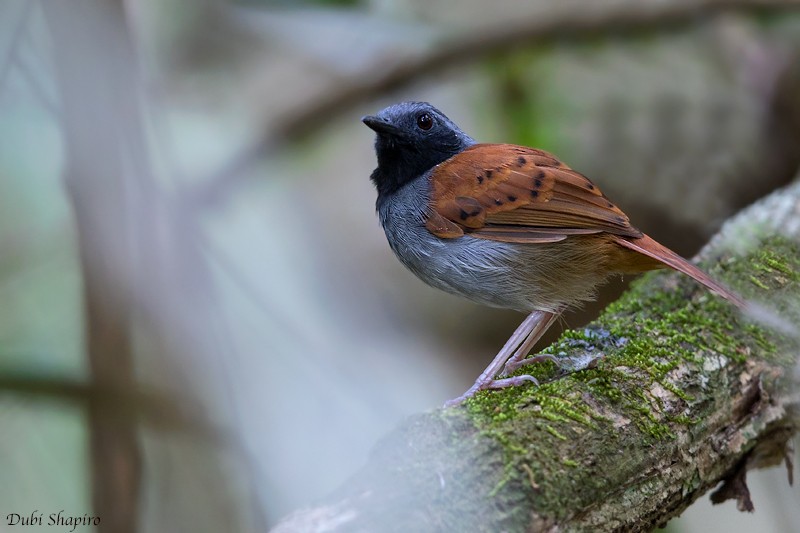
[362,101,744,407]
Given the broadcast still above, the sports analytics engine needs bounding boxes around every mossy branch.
[273,181,800,532]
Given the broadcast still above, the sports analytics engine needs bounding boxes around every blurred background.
[0,0,799,531]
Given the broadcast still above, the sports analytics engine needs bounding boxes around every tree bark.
[273,180,800,532]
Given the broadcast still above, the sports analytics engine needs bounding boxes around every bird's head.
[363,102,475,200]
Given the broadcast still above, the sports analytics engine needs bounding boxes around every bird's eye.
[416,113,433,131]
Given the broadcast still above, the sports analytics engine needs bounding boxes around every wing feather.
[425,144,642,241]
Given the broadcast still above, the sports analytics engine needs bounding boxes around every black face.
[362,102,475,203]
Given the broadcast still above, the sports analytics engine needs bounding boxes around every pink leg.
[501,312,561,376]
[444,310,559,407]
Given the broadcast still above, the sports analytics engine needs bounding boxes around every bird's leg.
[500,311,561,376]
[444,310,558,407]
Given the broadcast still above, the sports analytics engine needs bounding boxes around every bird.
[362,101,744,407]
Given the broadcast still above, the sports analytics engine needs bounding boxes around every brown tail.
[612,234,746,309]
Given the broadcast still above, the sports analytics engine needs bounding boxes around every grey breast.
[377,175,561,312]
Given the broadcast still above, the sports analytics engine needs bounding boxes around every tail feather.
[612,234,746,309]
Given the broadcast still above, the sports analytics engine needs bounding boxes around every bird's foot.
[443,374,540,407]
[501,353,560,377]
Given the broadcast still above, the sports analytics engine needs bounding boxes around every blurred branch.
[0,0,33,91]
[41,2,266,529]
[0,1,59,115]
[272,180,800,531]
[273,0,800,141]
[190,0,800,208]
[44,2,144,532]
[0,373,220,439]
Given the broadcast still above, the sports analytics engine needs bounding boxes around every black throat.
[371,136,468,210]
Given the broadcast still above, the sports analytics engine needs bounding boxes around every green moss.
[545,426,568,441]
[743,240,800,293]
[483,428,532,498]
[536,394,596,428]
[753,249,799,280]
[671,414,697,426]
[458,234,800,519]
[749,275,770,290]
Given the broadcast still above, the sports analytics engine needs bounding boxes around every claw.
[443,310,561,408]
[501,354,560,376]
[443,374,541,407]
[485,375,540,389]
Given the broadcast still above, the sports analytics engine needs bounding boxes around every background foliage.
[0,0,798,531]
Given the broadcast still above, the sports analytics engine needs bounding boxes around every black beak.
[362,115,404,137]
